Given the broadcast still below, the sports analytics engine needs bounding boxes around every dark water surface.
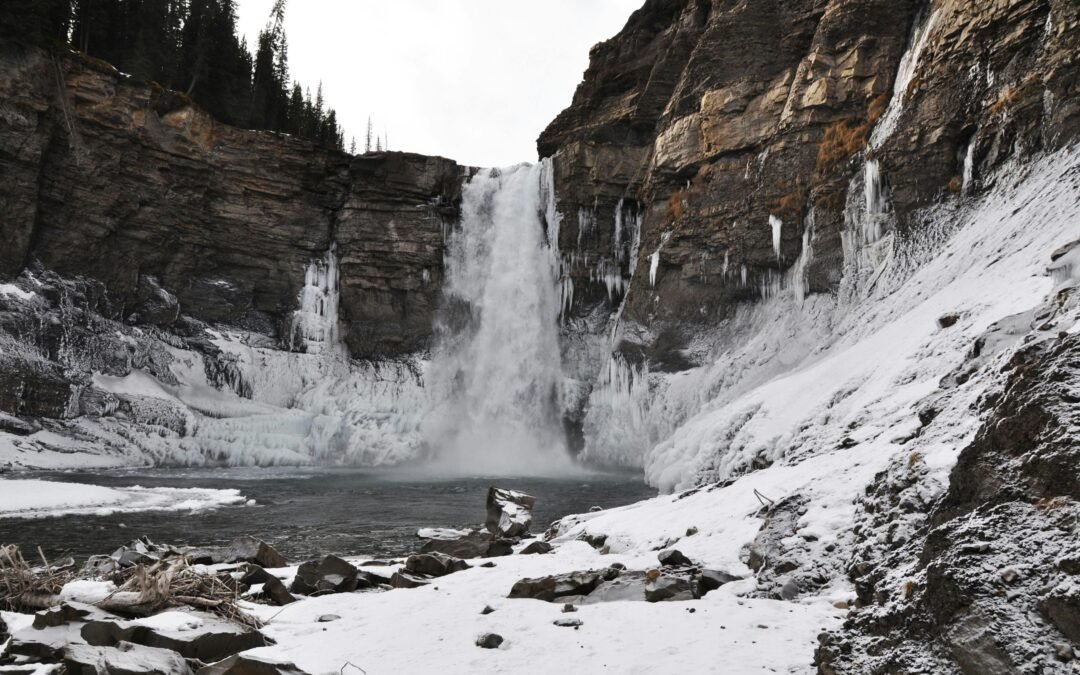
[0,467,656,561]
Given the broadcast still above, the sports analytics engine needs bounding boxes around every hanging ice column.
[291,244,342,356]
[424,161,573,475]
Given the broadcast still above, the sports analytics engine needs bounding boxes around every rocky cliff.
[0,43,462,359]
[541,0,1078,364]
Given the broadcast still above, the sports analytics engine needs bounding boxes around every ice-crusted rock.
[419,529,515,560]
[817,334,1080,673]
[403,552,470,578]
[289,556,361,595]
[485,487,536,538]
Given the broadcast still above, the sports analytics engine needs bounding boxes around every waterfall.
[423,161,573,475]
[869,7,940,150]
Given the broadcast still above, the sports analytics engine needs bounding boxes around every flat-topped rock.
[64,641,194,675]
[486,487,536,538]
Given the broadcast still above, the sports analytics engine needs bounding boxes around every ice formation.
[423,162,573,475]
[290,245,342,356]
[769,215,783,259]
[869,7,940,150]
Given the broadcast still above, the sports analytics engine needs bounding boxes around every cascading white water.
[423,162,573,475]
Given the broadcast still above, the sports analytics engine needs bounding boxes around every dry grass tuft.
[668,190,686,221]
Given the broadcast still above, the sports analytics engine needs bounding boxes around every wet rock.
[485,487,536,538]
[188,536,286,569]
[81,609,266,663]
[389,571,431,589]
[645,576,698,603]
[64,641,193,675]
[475,633,503,649]
[289,555,359,595]
[657,549,693,567]
[197,653,309,675]
[519,541,553,555]
[508,571,604,602]
[404,552,469,578]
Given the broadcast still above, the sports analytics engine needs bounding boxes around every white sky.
[235,1,642,168]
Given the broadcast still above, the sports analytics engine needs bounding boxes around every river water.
[0,467,655,562]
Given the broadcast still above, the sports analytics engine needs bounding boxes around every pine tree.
[365,116,373,153]
[349,137,356,154]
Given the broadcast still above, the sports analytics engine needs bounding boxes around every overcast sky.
[235,1,641,168]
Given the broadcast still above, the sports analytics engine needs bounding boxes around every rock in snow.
[485,487,536,538]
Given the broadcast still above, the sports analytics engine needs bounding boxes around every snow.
[583,146,1080,492]
[59,580,117,605]
[129,611,206,632]
[0,284,34,301]
[245,532,837,675]
[0,479,247,518]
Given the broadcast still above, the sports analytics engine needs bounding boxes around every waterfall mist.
[422,162,576,476]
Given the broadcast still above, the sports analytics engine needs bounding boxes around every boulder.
[9,603,122,660]
[404,552,470,578]
[197,653,309,675]
[476,633,504,649]
[64,641,193,675]
[508,571,604,602]
[389,572,431,589]
[419,530,514,559]
[289,556,359,595]
[81,609,266,663]
[519,541,553,555]
[582,572,649,604]
[658,550,694,567]
[697,569,741,596]
[645,576,698,602]
[485,487,536,538]
[240,566,296,605]
[188,537,286,569]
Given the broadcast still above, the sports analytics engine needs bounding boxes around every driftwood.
[0,544,260,629]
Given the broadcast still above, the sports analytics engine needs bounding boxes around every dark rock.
[486,538,517,558]
[389,571,431,589]
[81,609,266,663]
[188,537,286,569]
[697,569,741,595]
[645,576,697,603]
[519,541,553,555]
[290,555,359,595]
[657,549,693,567]
[938,313,960,328]
[241,566,296,606]
[404,552,470,577]
[64,641,193,675]
[475,633,504,649]
[584,572,649,604]
[589,506,603,512]
[553,618,582,628]
[562,603,577,613]
[317,615,340,623]
[420,530,505,560]
[508,571,604,602]
[480,605,495,615]
[485,487,536,538]
[197,653,310,675]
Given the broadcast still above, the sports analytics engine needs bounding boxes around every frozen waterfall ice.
[423,161,574,475]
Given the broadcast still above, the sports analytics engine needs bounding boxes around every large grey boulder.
[188,536,286,569]
[508,571,604,602]
[289,555,360,595]
[404,552,470,578]
[485,487,536,538]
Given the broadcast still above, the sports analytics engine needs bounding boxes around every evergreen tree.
[365,116,373,153]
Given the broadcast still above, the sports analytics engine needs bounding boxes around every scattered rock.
[486,487,536,538]
[685,526,699,536]
[645,576,697,602]
[289,555,359,595]
[553,618,583,628]
[562,603,577,613]
[196,653,309,675]
[404,552,470,577]
[260,574,298,606]
[658,549,693,567]
[519,541,553,555]
[476,633,504,649]
[187,536,286,569]
[480,605,495,615]
[64,641,193,675]
[589,506,603,512]
[317,615,340,623]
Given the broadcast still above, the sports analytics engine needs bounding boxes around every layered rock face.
[0,43,462,358]
[541,0,1078,364]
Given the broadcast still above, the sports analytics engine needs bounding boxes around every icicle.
[769,215,783,260]
[291,244,342,356]
[649,249,661,287]
[962,141,976,194]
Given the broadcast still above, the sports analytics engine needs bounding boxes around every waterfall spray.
[423,161,574,475]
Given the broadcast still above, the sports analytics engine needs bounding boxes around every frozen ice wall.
[423,161,574,475]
